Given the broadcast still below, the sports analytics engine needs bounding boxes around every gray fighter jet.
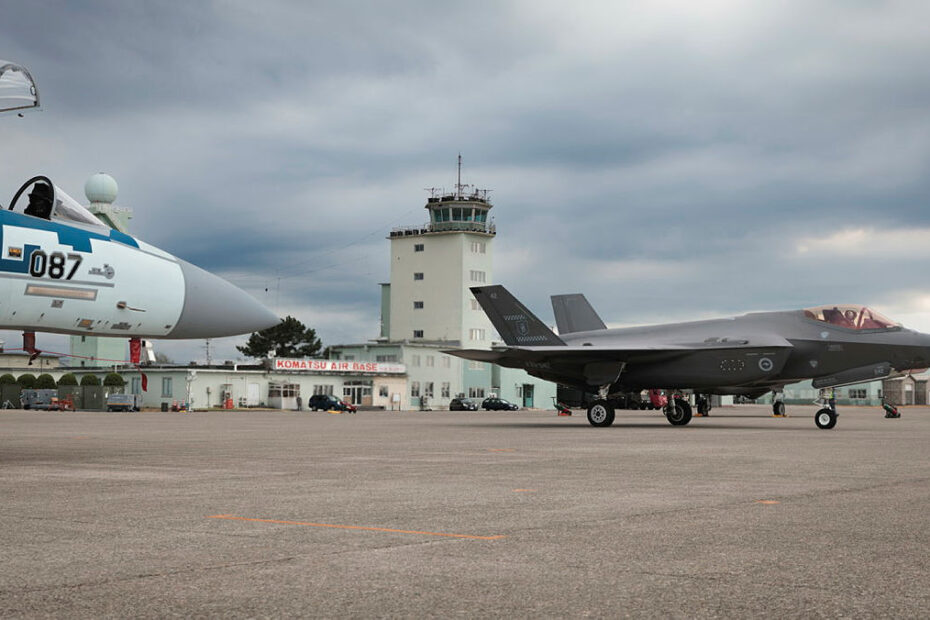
[446,285,930,430]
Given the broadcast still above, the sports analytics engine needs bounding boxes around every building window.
[426,355,434,367]
[131,377,142,395]
[412,355,421,367]
[161,377,173,398]
[413,330,424,338]
[469,361,485,370]
[414,272,424,281]
[413,301,424,309]
[379,385,388,397]
[469,270,486,283]
[424,382,434,397]
[470,241,486,254]
[471,299,480,311]
[414,243,424,252]
[441,382,450,398]
[848,388,867,399]
[313,384,334,395]
[441,356,451,368]
[376,354,398,362]
[344,355,354,361]
[269,383,300,398]
[469,328,486,341]
[468,387,486,398]
[411,381,420,397]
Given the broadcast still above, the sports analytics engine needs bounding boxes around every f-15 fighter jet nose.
[168,260,279,339]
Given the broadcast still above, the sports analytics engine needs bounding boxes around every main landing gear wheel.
[587,399,615,427]
[814,407,837,430]
[773,401,786,417]
[666,402,692,426]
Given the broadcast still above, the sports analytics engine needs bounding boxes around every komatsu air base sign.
[272,359,406,374]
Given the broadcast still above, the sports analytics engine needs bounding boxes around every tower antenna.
[456,153,462,198]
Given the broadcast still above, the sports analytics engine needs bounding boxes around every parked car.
[106,393,141,412]
[481,397,519,411]
[307,394,357,412]
[449,397,479,411]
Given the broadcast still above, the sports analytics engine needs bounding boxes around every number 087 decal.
[29,251,83,280]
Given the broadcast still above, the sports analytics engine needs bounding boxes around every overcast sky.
[3,1,930,363]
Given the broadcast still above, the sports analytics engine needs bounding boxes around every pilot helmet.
[28,182,52,203]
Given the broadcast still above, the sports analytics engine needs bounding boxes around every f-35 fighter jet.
[446,285,930,430]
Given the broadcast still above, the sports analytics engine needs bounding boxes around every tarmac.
[1,404,928,618]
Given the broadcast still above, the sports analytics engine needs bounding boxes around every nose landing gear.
[814,407,837,429]
[666,397,693,426]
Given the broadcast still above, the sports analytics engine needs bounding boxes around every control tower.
[383,156,496,347]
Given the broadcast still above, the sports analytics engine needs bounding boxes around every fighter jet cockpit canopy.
[0,60,40,115]
[7,176,106,228]
[803,304,901,330]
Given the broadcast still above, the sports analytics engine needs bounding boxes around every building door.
[522,384,534,408]
[247,383,260,407]
[344,385,362,405]
[343,381,372,405]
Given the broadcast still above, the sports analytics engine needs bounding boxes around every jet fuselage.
[554,311,930,394]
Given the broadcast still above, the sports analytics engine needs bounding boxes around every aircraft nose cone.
[168,260,279,339]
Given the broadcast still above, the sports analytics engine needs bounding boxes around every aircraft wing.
[445,335,794,364]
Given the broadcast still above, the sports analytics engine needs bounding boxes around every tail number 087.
[29,251,83,280]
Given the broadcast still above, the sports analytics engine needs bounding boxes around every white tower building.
[334,158,555,409]
[384,182,496,347]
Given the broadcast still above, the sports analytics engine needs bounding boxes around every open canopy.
[803,305,900,330]
[0,60,40,114]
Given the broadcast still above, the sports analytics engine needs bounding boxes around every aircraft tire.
[773,401,786,416]
[666,403,692,426]
[587,400,615,427]
[814,407,837,430]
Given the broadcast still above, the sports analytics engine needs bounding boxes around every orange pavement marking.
[512,489,536,493]
[207,514,505,540]
[755,500,781,505]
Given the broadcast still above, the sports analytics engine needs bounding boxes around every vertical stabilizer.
[551,294,607,334]
[471,285,565,346]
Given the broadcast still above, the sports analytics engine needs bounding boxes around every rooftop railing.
[390,221,496,237]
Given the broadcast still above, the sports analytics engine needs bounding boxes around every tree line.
[0,372,126,389]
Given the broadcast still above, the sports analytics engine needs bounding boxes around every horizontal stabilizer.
[551,293,607,334]
[471,285,565,347]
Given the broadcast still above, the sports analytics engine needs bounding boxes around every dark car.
[308,394,357,412]
[481,397,519,411]
[449,397,479,411]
